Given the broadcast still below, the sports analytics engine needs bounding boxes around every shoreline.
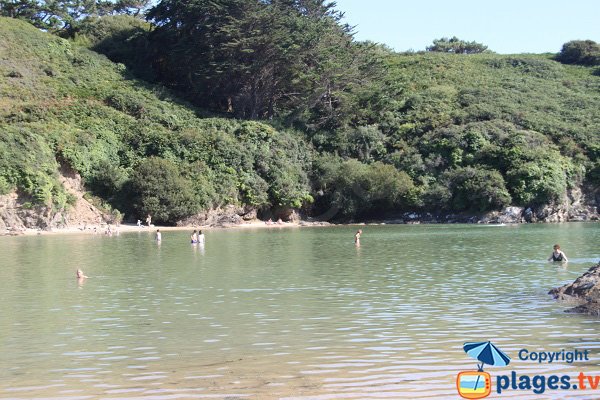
[4,219,334,237]
[3,218,598,238]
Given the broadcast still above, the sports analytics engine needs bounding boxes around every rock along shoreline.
[549,262,600,316]
[1,202,599,237]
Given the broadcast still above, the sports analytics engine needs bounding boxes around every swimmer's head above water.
[76,269,88,279]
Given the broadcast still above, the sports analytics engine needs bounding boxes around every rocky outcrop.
[177,205,257,228]
[0,168,109,235]
[271,207,301,222]
[379,186,599,225]
[522,186,598,223]
[179,205,308,227]
[57,166,109,226]
[0,193,28,233]
[549,262,600,315]
[0,192,72,234]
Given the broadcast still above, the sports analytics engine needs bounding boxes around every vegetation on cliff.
[0,1,599,225]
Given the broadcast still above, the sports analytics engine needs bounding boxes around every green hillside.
[0,15,598,225]
[0,17,312,224]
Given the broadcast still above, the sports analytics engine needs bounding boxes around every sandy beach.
[6,219,332,237]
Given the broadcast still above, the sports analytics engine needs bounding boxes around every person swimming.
[548,244,568,262]
[76,269,88,279]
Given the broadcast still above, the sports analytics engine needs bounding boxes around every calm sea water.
[0,223,599,399]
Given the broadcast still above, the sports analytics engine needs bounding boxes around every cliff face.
[549,262,600,316]
[0,168,107,234]
[489,186,599,224]
[388,185,599,224]
[532,186,599,223]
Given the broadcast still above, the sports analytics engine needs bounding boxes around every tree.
[0,0,147,34]
[556,40,600,66]
[0,1,39,20]
[506,160,568,206]
[76,14,152,77]
[427,36,488,54]
[146,0,377,127]
[111,0,150,16]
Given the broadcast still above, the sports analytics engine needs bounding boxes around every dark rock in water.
[566,300,600,316]
[549,262,600,315]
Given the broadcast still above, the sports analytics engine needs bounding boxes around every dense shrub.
[427,37,488,54]
[75,15,154,79]
[128,157,200,224]
[506,160,568,206]
[443,167,511,212]
[313,156,415,219]
[88,160,129,200]
[0,125,70,207]
[255,131,313,209]
[556,40,600,66]
[334,125,388,162]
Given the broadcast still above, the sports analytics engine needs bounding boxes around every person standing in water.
[191,230,198,244]
[354,229,362,246]
[197,229,205,244]
[155,229,162,242]
[548,244,568,262]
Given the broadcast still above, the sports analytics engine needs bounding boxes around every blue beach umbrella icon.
[463,341,511,371]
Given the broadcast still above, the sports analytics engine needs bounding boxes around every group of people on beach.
[137,214,153,228]
[264,218,285,225]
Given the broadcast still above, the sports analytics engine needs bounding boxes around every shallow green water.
[0,223,599,399]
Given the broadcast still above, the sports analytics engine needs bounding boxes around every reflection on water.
[0,223,599,399]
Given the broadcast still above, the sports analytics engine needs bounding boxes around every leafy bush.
[128,157,201,224]
[313,156,415,219]
[239,172,270,208]
[105,92,146,118]
[427,37,488,54]
[556,40,600,66]
[334,125,388,162]
[0,176,11,195]
[443,167,511,212]
[506,160,568,206]
[88,160,129,199]
[0,124,70,206]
